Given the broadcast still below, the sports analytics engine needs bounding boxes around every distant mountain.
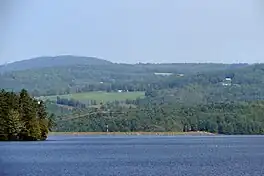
[0,55,113,72]
[0,54,251,96]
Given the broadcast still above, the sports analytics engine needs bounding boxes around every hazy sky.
[1,0,264,64]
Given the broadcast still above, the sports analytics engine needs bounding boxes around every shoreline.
[48,131,216,136]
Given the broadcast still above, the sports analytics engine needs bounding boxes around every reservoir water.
[1,135,264,176]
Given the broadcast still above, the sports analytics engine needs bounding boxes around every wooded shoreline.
[49,131,216,136]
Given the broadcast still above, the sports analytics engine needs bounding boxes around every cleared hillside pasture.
[40,91,145,102]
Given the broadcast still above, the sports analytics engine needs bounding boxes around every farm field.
[39,91,145,102]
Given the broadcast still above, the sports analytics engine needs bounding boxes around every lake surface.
[1,135,264,176]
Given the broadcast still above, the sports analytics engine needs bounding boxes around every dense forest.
[0,89,54,141]
[54,101,264,134]
[0,55,248,96]
[1,56,264,135]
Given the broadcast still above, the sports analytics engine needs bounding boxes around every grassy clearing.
[40,91,145,102]
[49,131,216,136]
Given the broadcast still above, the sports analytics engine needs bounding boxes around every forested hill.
[0,55,113,73]
[1,56,264,135]
[0,55,248,73]
[50,63,264,134]
[144,63,264,104]
[0,55,248,95]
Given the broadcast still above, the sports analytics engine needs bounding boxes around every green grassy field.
[40,91,145,102]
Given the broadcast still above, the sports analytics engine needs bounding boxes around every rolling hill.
[0,55,113,73]
[2,56,264,135]
[0,55,250,96]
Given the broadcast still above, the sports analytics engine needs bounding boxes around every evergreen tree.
[7,109,24,140]
[38,101,49,140]
[0,90,9,140]
[0,89,53,141]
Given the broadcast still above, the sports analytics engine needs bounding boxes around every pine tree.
[0,116,7,140]
[38,101,48,119]
[7,109,24,140]
[0,89,53,141]
[38,118,49,140]
[19,89,37,140]
[48,113,56,131]
[38,100,49,140]
[27,118,41,140]
[0,90,9,140]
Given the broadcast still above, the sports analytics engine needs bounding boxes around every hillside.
[48,62,264,134]
[54,100,264,134]
[1,57,264,135]
[0,55,112,73]
[0,56,249,95]
[144,63,264,105]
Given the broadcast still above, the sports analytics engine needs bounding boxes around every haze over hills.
[2,1,264,139]
[0,55,249,73]
[1,55,264,135]
[0,55,255,96]
[0,55,113,73]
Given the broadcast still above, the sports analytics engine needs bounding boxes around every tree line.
[54,100,264,135]
[0,61,247,96]
[56,97,87,108]
[55,96,140,108]
[0,89,55,141]
[45,63,264,134]
[22,63,264,98]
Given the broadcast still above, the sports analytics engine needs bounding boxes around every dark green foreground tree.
[0,89,54,141]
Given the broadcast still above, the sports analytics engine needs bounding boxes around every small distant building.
[176,74,184,77]
[222,77,232,86]
[154,72,173,76]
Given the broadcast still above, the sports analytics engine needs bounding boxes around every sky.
[0,0,264,64]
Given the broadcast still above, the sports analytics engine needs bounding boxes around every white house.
[222,77,232,86]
